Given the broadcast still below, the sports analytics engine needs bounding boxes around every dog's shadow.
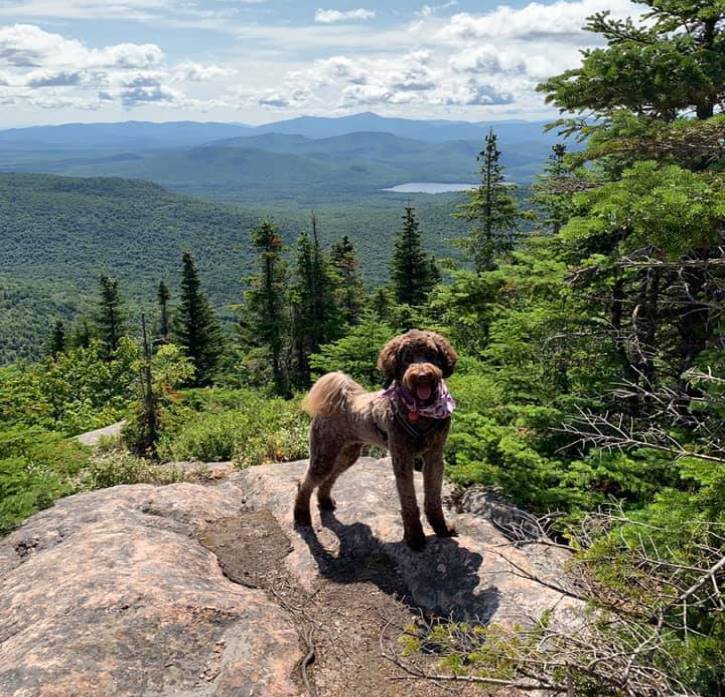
[296,511,500,624]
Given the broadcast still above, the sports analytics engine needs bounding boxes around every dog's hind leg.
[294,419,338,527]
[317,442,362,511]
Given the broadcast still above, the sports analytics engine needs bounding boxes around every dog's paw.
[436,525,458,538]
[317,497,336,511]
[293,509,313,528]
[405,531,427,552]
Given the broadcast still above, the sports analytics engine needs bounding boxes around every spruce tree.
[48,320,66,358]
[391,206,436,306]
[172,252,222,387]
[456,128,520,272]
[131,313,160,458]
[290,224,344,387]
[330,235,365,325]
[533,143,572,235]
[71,319,92,349]
[246,221,289,395]
[371,287,393,322]
[157,281,171,342]
[96,274,125,357]
[539,0,725,398]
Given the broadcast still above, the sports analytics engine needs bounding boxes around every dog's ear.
[429,332,457,378]
[377,335,405,381]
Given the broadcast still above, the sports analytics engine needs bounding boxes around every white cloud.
[0,0,647,122]
[240,0,638,118]
[0,24,164,70]
[438,0,635,42]
[173,61,236,82]
[0,0,266,23]
[314,8,375,24]
[25,69,85,88]
[250,49,512,112]
[417,1,458,19]
[0,23,236,112]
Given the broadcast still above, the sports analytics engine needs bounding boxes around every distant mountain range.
[0,112,554,149]
[0,113,565,205]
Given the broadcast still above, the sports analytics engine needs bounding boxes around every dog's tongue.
[416,383,433,401]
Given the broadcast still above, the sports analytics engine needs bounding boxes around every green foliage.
[428,268,505,355]
[172,251,223,386]
[81,450,184,489]
[121,342,195,456]
[532,143,575,235]
[330,235,366,325]
[0,173,468,364]
[455,128,521,272]
[96,274,126,357]
[390,206,438,306]
[289,224,345,387]
[563,162,724,259]
[0,339,138,435]
[539,2,724,121]
[244,220,290,394]
[0,427,90,533]
[155,388,308,467]
[309,317,396,388]
[157,280,171,341]
[48,320,66,358]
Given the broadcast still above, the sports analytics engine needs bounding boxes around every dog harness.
[382,380,456,439]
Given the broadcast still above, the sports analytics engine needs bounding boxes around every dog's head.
[377,330,457,403]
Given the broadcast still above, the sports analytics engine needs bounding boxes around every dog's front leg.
[391,449,426,551]
[423,447,456,538]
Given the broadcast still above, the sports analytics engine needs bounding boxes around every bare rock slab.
[229,458,580,626]
[1,457,580,697]
[0,484,301,697]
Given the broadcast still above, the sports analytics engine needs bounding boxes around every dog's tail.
[302,371,366,417]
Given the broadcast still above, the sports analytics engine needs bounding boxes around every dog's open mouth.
[415,383,433,401]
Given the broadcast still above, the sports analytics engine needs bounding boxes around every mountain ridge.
[0,112,555,148]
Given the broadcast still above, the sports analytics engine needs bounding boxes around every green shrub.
[81,451,184,489]
[0,426,90,533]
[156,388,309,466]
[309,317,395,388]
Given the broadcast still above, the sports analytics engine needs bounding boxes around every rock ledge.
[0,458,580,697]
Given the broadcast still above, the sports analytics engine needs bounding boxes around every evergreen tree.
[48,320,66,358]
[290,217,344,387]
[330,235,365,325]
[533,143,573,235]
[539,0,725,399]
[390,206,437,306]
[456,128,520,272]
[132,313,159,458]
[157,281,171,342]
[172,252,222,387]
[71,319,93,349]
[96,274,125,357]
[246,220,289,395]
[371,287,393,322]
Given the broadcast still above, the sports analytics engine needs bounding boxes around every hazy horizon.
[1,111,552,132]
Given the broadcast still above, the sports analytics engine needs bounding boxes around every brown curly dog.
[293,329,458,551]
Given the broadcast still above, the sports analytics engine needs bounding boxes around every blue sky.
[0,0,636,126]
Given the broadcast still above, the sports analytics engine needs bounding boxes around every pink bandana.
[383,380,456,421]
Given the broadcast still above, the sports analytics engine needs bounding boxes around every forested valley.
[1,1,724,694]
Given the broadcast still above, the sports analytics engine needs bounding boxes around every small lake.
[381,182,476,194]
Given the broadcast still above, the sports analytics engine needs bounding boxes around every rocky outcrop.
[0,458,580,697]
[75,420,125,447]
